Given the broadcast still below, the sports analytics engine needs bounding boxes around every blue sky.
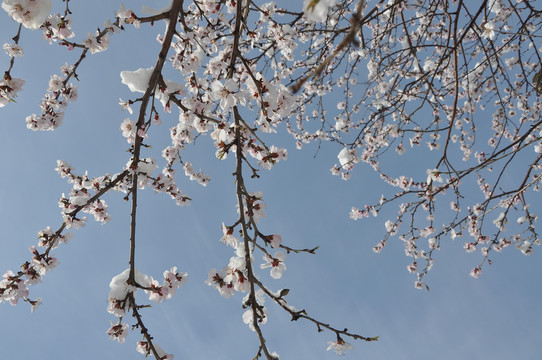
[0,1,541,359]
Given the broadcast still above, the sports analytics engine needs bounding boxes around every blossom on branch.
[2,42,23,57]
[260,251,287,279]
[0,75,24,107]
[220,223,239,248]
[326,338,353,356]
[106,321,129,343]
[2,0,52,29]
[210,79,238,110]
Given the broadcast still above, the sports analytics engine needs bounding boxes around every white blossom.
[2,0,52,29]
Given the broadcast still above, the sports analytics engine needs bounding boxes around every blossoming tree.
[1,0,541,358]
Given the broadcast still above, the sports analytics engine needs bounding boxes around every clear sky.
[0,1,541,359]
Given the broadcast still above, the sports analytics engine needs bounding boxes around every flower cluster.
[0,270,29,305]
[0,243,59,306]
[2,0,52,29]
[100,125,190,356]
[115,5,139,28]
[55,160,115,227]
[83,30,110,54]
[183,162,210,186]
[40,14,75,44]
[0,157,121,306]
[107,267,187,316]
[242,289,268,332]
[257,145,288,170]
[317,0,542,288]
[2,42,23,57]
[206,241,252,298]
[106,321,129,343]
[26,65,77,131]
[237,192,266,223]
[0,73,24,107]
[146,267,188,303]
[125,157,158,189]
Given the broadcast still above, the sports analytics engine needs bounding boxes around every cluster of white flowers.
[205,190,290,347]
[242,289,268,332]
[115,4,139,28]
[0,242,59,306]
[55,160,117,228]
[0,74,24,107]
[125,157,158,189]
[0,270,29,305]
[83,31,111,54]
[107,267,187,314]
[105,267,184,358]
[237,192,267,223]
[256,145,288,170]
[0,161,127,307]
[40,14,75,44]
[206,243,251,299]
[305,0,542,291]
[26,65,77,131]
[2,0,52,29]
[183,162,210,186]
[2,42,23,57]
